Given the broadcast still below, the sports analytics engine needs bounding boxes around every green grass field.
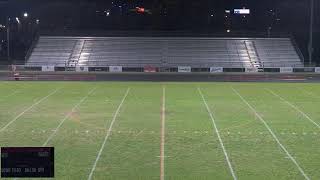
[1,81,320,180]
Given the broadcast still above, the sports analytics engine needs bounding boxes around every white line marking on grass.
[42,87,97,147]
[297,88,320,99]
[87,88,130,180]
[198,88,237,180]
[232,87,310,180]
[135,129,145,137]
[160,86,166,180]
[0,88,61,132]
[266,88,320,129]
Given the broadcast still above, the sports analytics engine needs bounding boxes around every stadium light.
[6,17,10,61]
[308,0,314,65]
[23,12,28,18]
[15,17,20,24]
[106,10,110,16]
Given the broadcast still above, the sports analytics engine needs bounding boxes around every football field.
[1,81,320,180]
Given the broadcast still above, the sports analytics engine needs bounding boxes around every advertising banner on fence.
[315,67,320,73]
[210,67,223,73]
[42,66,55,72]
[245,68,258,73]
[109,66,123,72]
[76,66,89,72]
[280,67,293,73]
[144,66,157,73]
[178,66,191,73]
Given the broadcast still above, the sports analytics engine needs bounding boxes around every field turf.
[1,82,320,180]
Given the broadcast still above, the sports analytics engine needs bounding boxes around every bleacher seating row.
[27,36,304,68]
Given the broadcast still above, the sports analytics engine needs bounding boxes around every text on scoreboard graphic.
[1,147,54,178]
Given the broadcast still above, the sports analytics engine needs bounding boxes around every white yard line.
[160,86,166,180]
[42,87,97,147]
[198,87,237,180]
[87,88,130,180]
[266,88,320,129]
[0,88,61,132]
[232,87,310,180]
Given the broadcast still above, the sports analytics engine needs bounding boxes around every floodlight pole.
[308,0,314,66]
[6,17,10,62]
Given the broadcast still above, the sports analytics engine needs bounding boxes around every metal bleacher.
[27,36,304,68]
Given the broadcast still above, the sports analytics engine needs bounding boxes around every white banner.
[280,67,293,73]
[109,66,123,72]
[210,67,223,73]
[315,67,320,73]
[41,66,55,72]
[234,9,250,15]
[178,66,191,73]
[245,68,258,73]
[76,66,89,72]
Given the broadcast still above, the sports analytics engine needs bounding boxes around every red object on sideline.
[144,66,157,73]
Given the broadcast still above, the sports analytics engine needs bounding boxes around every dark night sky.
[0,0,318,31]
[0,0,319,61]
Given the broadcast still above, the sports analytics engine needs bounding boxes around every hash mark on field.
[160,86,166,180]
[298,88,320,99]
[42,87,97,147]
[232,87,310,180]
[198,88,237,180]
[157,156,170,158]
[266,88,320,129]
[87,88,130,180]
[135,129,145,137]
[0,88,61,133]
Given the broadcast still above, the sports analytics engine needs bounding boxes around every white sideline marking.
[198,88,237,180]
[266,88,320,129]
[0,88,61,132]
[42,87,97,147]
[87,88,130,180]
[232,87,310,180]
[160,86,165,180]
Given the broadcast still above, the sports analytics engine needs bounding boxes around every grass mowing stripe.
[0,88,61,132]
[87,87,130,180]
[42,87,97,147]
[266,88,320,129]
[198,87,237,180]
[0,90,19,101]
[232,87,310,180]
[160,86,165,180]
